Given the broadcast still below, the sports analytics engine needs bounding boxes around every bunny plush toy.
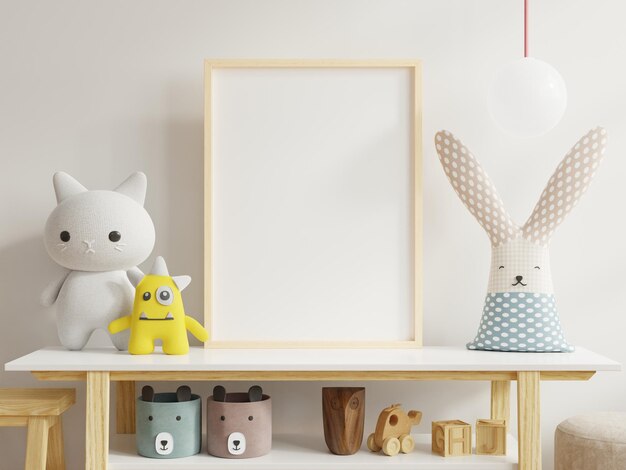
[41,172,156,350]
[435,127,607,352]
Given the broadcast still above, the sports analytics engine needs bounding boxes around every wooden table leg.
[116,381,136,434]
[517,371,541,470]
[86,371,110,470]
[46,415,66,470]
[25,416,49,470]
[491,380,511,422]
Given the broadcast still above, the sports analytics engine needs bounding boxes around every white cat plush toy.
[41,172,156,350]
[435,127,607,352]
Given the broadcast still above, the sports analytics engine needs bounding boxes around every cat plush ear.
[53,172,87,203]
[115,172,147,206]
[522,127,607,245]
[435,131,520,247]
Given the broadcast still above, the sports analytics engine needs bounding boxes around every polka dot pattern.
[466,292,574,352]
[522,127,607,245]
[435,130,520,247]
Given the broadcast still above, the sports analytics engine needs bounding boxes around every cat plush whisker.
[56,243,68,252]
[115,244,126,252]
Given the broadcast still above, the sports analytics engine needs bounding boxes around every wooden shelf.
[7,347,619,470]
[109,433,518,469]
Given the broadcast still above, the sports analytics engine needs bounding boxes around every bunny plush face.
[44,172,156,271]
[488,238,553,294]
[435,127,607,352]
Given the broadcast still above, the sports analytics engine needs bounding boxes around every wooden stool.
[0,388,75,470]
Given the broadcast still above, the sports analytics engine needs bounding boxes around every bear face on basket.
[136,385,202,459]
[207,385,272,459]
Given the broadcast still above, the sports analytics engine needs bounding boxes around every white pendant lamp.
[488,0,567,137]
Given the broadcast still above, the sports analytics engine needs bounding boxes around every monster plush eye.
[156,286,174,306]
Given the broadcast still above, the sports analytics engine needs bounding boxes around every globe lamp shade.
[488,57,567,137]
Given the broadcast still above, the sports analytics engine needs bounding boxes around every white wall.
[0,1,624,468]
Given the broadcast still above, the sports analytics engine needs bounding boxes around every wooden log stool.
[0,388,75,470]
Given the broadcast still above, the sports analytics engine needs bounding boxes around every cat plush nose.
[82,240,96,254]
[515,275,523,282]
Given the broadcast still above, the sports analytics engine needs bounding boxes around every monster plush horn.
[435,127,607,352]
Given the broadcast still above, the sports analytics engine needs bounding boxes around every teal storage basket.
[136,391,201,458]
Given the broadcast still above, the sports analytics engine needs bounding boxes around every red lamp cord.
[524,0,529,57]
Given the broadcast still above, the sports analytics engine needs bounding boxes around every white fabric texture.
[42,172,156,350]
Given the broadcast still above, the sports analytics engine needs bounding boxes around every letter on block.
[476,419,507,456]
[432,420,471,457]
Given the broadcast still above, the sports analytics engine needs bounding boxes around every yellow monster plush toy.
[108,256,208,355]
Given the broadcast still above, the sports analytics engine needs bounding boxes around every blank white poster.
[209,65,417,344]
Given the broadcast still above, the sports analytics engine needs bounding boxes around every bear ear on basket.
[213,385,226,402]
[248,386,263,402]
[434,128,608,353]
[141,385,154,402]
[176,386,192,402]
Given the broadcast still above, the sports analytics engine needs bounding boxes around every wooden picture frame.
[204,59,422,348]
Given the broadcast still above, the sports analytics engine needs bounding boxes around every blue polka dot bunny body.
[467,292,574,352]
[435,127,608,353]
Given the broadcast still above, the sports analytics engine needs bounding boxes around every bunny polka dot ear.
[522,127,608,245]
[435,131,520,247]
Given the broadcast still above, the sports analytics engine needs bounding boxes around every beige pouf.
[555,412,626,470]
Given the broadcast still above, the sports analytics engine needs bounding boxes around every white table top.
[4,346,620,372]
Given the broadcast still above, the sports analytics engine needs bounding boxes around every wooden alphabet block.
[431,420,471,457]
[476,419,507,455]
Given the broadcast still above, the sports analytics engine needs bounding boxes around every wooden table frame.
[32,369,596,470]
